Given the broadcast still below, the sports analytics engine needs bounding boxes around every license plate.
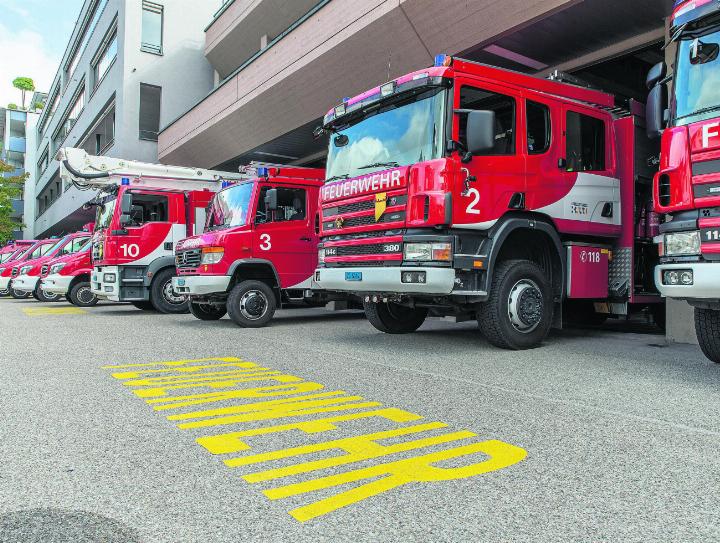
[176,278,186,287]
[345,272,363,282]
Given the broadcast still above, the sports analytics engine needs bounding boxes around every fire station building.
[157,0,694,342]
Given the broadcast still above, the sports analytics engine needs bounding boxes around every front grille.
[658,174,671,207]
[41,265,49,276]
[324,200,374,217]
[325,212,405,230]
[333,243,401,256]
[176,249,202,270]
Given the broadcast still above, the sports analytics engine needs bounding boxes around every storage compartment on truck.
[565,243,610,299]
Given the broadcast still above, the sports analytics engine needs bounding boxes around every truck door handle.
[300,237,312,242]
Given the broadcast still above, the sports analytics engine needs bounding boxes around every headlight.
[51,263,66,274]
[103,273,117,282]
[318,248,325,264]
[201,247,224,265]
[20,266,32,275]
[403,242,452,262]
[664,231,701,256]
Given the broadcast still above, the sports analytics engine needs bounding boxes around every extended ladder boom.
[57,147,247,193]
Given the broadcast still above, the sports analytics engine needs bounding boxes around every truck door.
[252,184,315,288]
[452,80,526,228]
[118,190,185,265]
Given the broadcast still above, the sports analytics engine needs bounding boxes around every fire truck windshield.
[675,28,720,125]
[95,198,116,230]
[325,87,447,180]
[205,182,254,231]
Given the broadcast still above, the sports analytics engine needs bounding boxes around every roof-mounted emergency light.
[221,180,233,188]
[257,166,269,178]
[434,54,452,67]
[334,103,346,117]
[380,81,396,97]
[121,177,130,185]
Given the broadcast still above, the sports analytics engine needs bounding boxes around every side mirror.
[466,110,496,156]
[264,188,278,211]
[646,84,668,140]
[646,62,667,90]
[120,192,132,214]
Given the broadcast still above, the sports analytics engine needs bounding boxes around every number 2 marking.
[465,188,481,215]
[120,244,140,258]
[259,234,272,251]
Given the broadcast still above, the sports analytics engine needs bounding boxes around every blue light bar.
[221,180,232,188]
[121,177,130,185]
[434,54,449,67]
[257,167,269,178]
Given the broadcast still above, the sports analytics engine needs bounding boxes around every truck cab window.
[527,101,551,154]
[566,111,606,171]
[128,193,169,225]
[459,87,516,155]
[256,187,307,224]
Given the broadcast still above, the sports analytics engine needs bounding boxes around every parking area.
[1,297,719,542]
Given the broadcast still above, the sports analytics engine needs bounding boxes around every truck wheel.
[363,300,428,334]
[69,282,98,307]
[227,280,277,328]
[132,301,156,311]
[34,285,61,303]
[189,301,227,321]
[150,268,189,314]
[478,260,553,350]
[11,287,30,299]
[695,308,720,363]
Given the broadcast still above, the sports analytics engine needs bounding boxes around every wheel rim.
[239,290,268,320]
[0,288,8,296]
[44,291,59,301]
[507,279,543,334]
[77,286,95,305]
[162,280,186,305]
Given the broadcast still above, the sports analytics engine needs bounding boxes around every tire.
[150,268,189,314]
[189,301,227,321]
[0,288,9,297]
[132,301,156,311]
[69,282,98,307]
[11,287,31,299]
[35,284,61,303]
[695,308,720,363]
[563,300,608,326]
[226,280,277,328]
[478,259,553,350]
[364,300,428,334]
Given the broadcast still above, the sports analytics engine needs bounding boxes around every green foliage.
[12,77,35,108]
[0,160,27,244]
[32,101,45,111]
[7,103,18,110]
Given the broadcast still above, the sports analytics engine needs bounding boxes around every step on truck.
[172,164,354,326]
[314,55,664,350]
[0,240,58,299]
[57,148,245,313]
[646,0,720,362]
[40,239,98,307]
[11,229,92,302]
[0,240,38,297]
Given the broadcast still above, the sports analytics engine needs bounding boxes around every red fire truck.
[172,165,352,327]
[0,240,38,297]
[57,148,244,313]
[39,240,97,306]
[314,55,663,350]
[0,239,57,299]
[11,229,92,302]
[646,0,720,362]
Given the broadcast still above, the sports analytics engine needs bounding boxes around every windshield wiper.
[325,174,350,182]
[358,161,399,170]
[676,104,720,120]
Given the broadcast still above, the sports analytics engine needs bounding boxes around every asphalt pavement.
[1,297,719,543]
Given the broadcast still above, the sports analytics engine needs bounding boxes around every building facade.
[27,0,218,238]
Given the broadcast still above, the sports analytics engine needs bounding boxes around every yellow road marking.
[23,307,87,316]
[103,357,528,522]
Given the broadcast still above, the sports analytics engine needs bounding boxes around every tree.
[32,101,45,111]
[12,77,35,109]
[7,103,18,110]
[0,160,27,244]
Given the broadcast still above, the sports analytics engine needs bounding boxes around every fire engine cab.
[57,148,244,313]
[315,55,663,350]
[646,0,720,362]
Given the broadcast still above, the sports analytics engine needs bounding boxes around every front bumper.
[655,262,720,300]
[41,274,73,295]
[315,266,456,295]
[0,276,11,290]
[91,266,120,301]
[12,275,39,293]
[173,275,231,296]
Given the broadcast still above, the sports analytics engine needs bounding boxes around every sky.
[0,0,85,108]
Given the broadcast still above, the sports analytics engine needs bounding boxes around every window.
[459,87,516,155]
[527,101,551,155]
[141,1,163,54]
[64,0,104,86]
[139,83,162,140]
[566,111,606,172]
[37,149,49,177]
[256,187,307,224]
[93,28,117,88]
[80,104,115,155]
[127,193,169,225]
[53,85,86,150]
[38,86,60,137]
[61,236,90,255]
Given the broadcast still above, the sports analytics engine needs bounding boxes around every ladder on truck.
[57,147,247,194]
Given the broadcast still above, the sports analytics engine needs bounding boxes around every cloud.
[0,22,60,108]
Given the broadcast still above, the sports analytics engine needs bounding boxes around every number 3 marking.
[465,188,481,215]
[259,233,272,251]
